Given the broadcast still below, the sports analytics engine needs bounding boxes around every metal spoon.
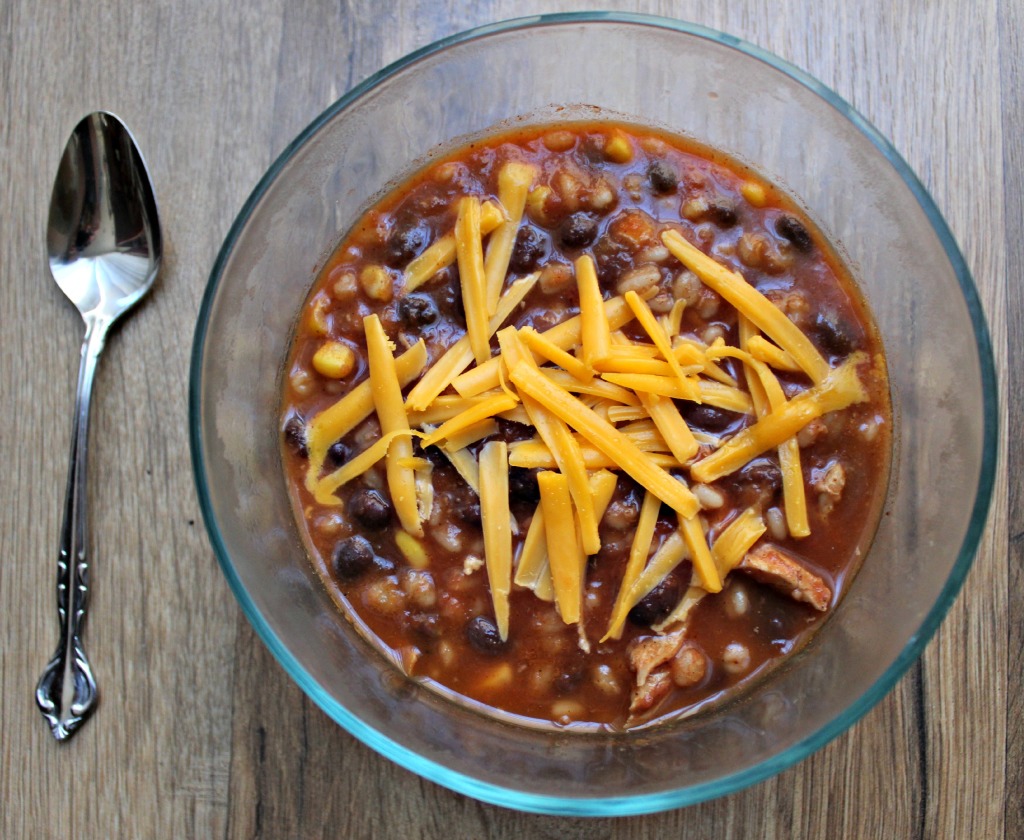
[36,112,161,741]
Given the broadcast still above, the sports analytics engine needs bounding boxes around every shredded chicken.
[628,669,673,716]
[813,461,846,499]
[628,629,686,689]
[737,543,832,611]
[796,417,828,448]
[813,461,847,516]
[627,634,710,716]
[627,544,832,720]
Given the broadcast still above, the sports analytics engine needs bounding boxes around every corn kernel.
[306,294,330,336]
[604,132,634,164]
[741,180,767,207]
[311,341,356,379]
[360,264,394,302]
[475,661,514,692]
[395,530,429,569]
[526,185,553,225]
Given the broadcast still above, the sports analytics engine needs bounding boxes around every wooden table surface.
[1,1,1015,837]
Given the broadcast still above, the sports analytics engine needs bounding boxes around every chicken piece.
[738,543,832,611]
[813,461,846,499]
[628,628,686,688]
[796,417,828,448]
[627,634,710,717]
[628,668,673,716]
[812,461,846,517]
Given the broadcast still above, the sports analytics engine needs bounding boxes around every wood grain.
[0,1,1012,837]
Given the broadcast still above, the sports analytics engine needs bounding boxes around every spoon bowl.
[36,111,161,741]
[46,112,161,324]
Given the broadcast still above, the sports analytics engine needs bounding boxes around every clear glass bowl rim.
[188,11,999,816]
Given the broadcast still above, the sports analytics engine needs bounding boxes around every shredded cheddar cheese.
[577,255,611,367]
[450,296,637,397]
[681,509,720,592]
[624,290,695,393]
[441,418,498,453]
[514,502,551,596]
[604,489,661,641]
[519,327,593,382]
[662,229,830,383]
[509,361,700,519]
[692,353,869,484]
[484,162,536,310]
[538,470,582,625]
[638,392,699,464]
[297,175,878,648]
[404,200,504,290]
[498,328,600,556]
[711,507,767,578]
[420,392,519,448]
[364,314,422,536]
[479,441,512,639]
[305,340,427,491]
[312,428,423,505]
[405,273,538,411]
[455,197,492,366]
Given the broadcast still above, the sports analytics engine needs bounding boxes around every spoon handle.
[36,318,107,740]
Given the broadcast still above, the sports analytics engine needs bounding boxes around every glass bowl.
[189,13,997,815]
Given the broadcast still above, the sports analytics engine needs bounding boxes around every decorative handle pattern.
[36,321,106,740]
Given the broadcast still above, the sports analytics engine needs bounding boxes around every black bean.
[456,501,482,527]
[647,160,678,194]
[707,198,738,228]
[731,458,783,506]
[560,212,598,248]
[332,536,375,581]
[348,488,392,529]
[775,214,813,252]
[494,417,536,444]
[553,667,584,695]
[596,537,629,566]
[508,467,541,505]
[385,219,430,266]
[681,402,737,433]
[283,415,308,458]
[509,225,546,272]
[434,268,464,323]
[628,575,683,626]
[466,615,505,654]
[450,484,482,526]
[813,309,857,357]
[325,440,349,468]
[397,294,438,327]
[418,441,449,469]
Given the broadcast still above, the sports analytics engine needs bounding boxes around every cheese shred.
[479,441,512,639]
[364,314,422,537]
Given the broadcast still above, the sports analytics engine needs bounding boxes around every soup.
[279,122,890,730]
